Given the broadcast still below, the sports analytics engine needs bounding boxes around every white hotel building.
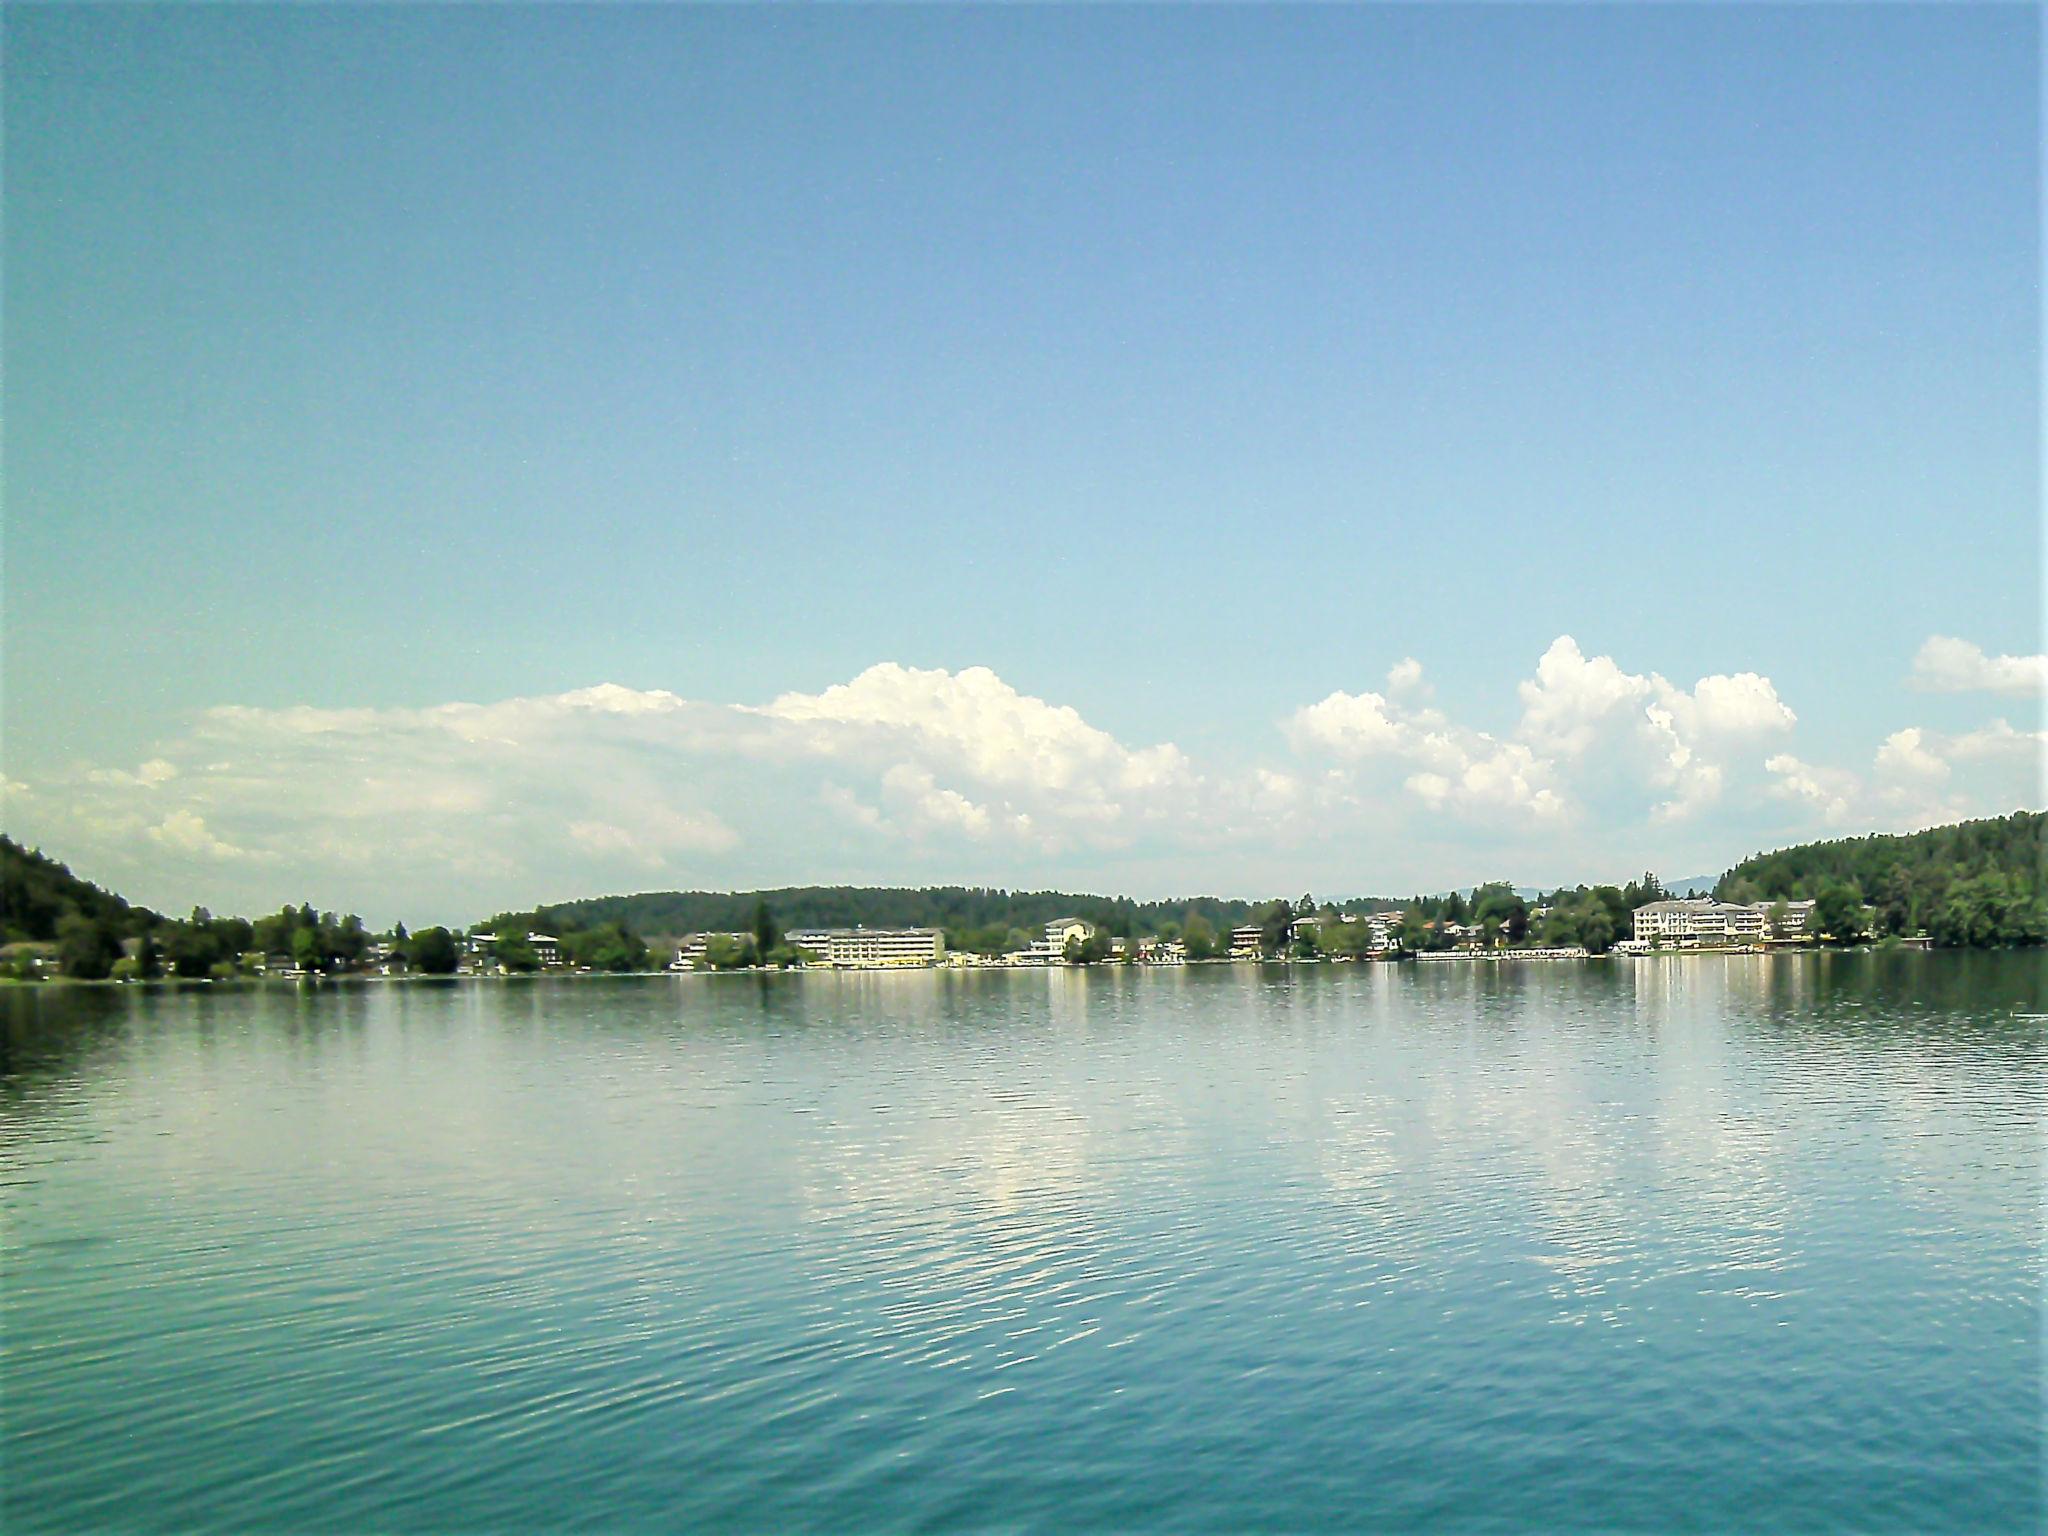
[1631,898,1814,945]
[784,927,946,968]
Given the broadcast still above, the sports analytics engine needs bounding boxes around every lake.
[3,953,2041,1532]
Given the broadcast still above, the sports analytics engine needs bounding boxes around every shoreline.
[1,940,1963,990]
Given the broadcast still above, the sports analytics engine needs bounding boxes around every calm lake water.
[3,954,2042,1532]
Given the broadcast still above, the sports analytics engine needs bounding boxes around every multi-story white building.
[1632,899,1767,945]
[1757,899,1816,936]
[785,929,835,961]
[671,932,750,969]
[1024,917,1094,963]
[784,927,946,968]
[1229,924,1265,957]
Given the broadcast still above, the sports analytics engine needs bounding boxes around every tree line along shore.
[2,810,2040,983]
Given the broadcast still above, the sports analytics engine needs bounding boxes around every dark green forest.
[1715,810,2044,947]
[2,836,158,943]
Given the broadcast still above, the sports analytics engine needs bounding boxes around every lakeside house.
[1023,918,1094,964]
[672,932,750,968]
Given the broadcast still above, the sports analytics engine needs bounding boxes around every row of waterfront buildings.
[672,918,1129,971]
[476,900,1834,977]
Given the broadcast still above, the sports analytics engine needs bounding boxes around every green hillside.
[1716,809,2044,946]
[1,835,159,944]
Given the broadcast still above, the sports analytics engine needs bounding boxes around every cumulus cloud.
[15,666,1210,919]
[14,644,2041,925]
[1873,728,1950,784]
[1769,718,2043,831]
[1764,753,1863,826]
[1284,689,1408,760]
[1908,636,2047,697]
[146,810,252,862]
[757,663,1193,805]
[1286,635,1792,825]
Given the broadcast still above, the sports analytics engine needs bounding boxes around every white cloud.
[1286,636,1791,825]
[1770,717,2043,832]
[1908,636,2048,697]
[17,665,1214,920]
[1682,672,1800,738]
[15,645,2041,926]
[1947,718,2048,763]
[1285,690,1408,759]
[758,663,1192,800]
[1764,753,1861,825]
[1874,728,1950,784]
[1516,637,1656,759]
[146,810,252,862]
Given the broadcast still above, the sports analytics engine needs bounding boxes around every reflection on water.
[3,953,2041,1533]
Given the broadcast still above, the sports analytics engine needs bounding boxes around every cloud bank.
[1907,636,2047,697]
[8,636,2039,923]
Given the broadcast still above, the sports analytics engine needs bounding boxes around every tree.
[1183,913,1218,960]
[166,924,222,979]
[752,901,782,962]
[1504,899,1529,946]
[136,932,165,980]
[58,914,120,979]
[1399,908,1431,954]
[1877,866,1913,936]
[1259,898,1295,957]
[702,934,755,970]
[408,927,460,975]
[1809,883,1866,944]
[331,913,368,966]
[1580,908,1615,955]
[496,934,541,973]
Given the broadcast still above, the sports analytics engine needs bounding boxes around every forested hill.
[1,836,159,943]
[1715,810,2044,941]
[518,886,1383,944]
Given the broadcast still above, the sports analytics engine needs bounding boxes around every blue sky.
[6,6,2040,923]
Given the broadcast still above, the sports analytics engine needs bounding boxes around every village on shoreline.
[134,893,1897,985]
[7,809,2037,985]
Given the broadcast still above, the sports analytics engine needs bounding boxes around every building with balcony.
[1632,899,1767,945]
[785,927,946,968]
